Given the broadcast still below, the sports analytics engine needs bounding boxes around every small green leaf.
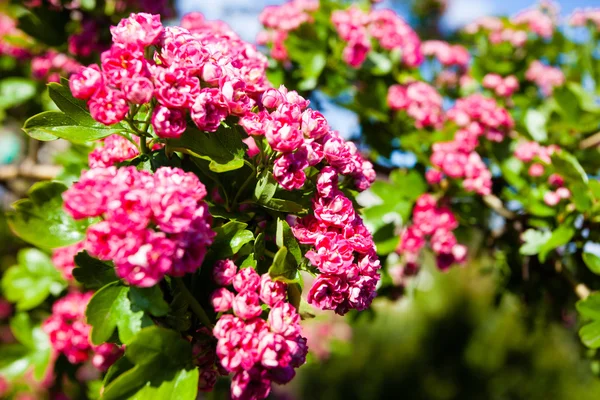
[2,248,66,310]
[7,181,92,249]
[269,247,299,283]
[580,321,600,349]
[0,78,37,110]
[129,286,170,317]
[101,326,197,400]
[276,218,302,265]
[0,314,52,381]
[212,221,254,258]
[583,252,600,275]
[73,251,118,289]
[86,283,151,345]
[577,293,600,320]
[166,126,245,173]
[23,111,121,143]
[538,225,576,262]
[254,170,277,204]
[519,229,551,256]
[524,109,548,142]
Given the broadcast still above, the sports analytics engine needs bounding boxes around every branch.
[483,194,516,219]
[0,161,61,181]
[580,131,600,150]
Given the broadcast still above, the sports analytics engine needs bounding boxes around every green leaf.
[269,246,299,283]
[259,198,307,213]
[254,170,277,204]
[2,248,66,310]
[7,181,92,249]
[373,223,400,256]
[48,80,99,126]
[0,313,52,381]
[519,229,551,256]
[276,218,302,265]
[524,109,548,142]
[551,151,588,185]
[580,321,600,349]
[212,221,255,258]
[583,252,600,275]
[86,283,151,345]
[577,293,600,320]
[101,326,197,400]
[538,225,576,262]
[368,52,392,76]
[166,126,245,173]
[73,251,118,289]
[0,78,37,110]
[129,286,169,317]
[16,9,68,47]
[571,182,592,213]
[23,111,122,143]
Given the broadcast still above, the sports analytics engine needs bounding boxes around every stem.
[580,131,600,150]
[232,171,256,209]
[174,278,214,329]
[264,249,276,258]
[483,194,515,220]
[140,137,150,154]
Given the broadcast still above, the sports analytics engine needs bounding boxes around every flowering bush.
[1,10,377,400]
[3,0,600,399]
[258,0,600,365]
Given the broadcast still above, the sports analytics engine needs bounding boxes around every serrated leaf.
[7,181,93,249]
[212,221,254,258]
[86,283,152,345]
[73,251,118,289]
[519,229,551,256]
[101,326,197,400]
[2,248,66,310]
[166,126,245,173]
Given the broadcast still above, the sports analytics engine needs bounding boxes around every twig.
[483,194,516,219]
[580,131,600,150]
[0,161,61,181]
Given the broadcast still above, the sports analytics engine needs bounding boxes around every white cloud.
[442,0,496,29]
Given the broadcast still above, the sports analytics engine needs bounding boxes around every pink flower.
[52,242,85,281]
[213,259,238,286]
[152,106,187,139]
[70,65,103,100]
[307,274,346,311]
[233,267,261,293]
[528,163,545,177]
[232,291,263,319]
[211,288,235,312]
[191,88,229,132]
[110,13,163,47]
[273,151,308,190]
[313,193,356,228]
[267,302,301,339]
[259,274,287,307]
[89,134,140,168]
[88,87,129,125]
[123,75,154,104]
[152,66,200,109]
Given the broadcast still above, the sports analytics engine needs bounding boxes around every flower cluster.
[0,13,30,60]
[397,194,467,271]
[52,242,85,281]
[387,81,444,129]
[569,8,600,29]
[421,40,470,69]
[63,166,214,287]
[242,85,375,191]
[42,292,122,370]
[211,261,308,400]
[31,50,81,83]
[257,0,319,61]
[331,7,422,68]
[463,16,528,47]
[70,12,269,134]
[88,134,140,168]
[292,168,380,315]
[428,94,513,195]
[510,0,558,39]
[482,73,520,97]
[525,60,565,96]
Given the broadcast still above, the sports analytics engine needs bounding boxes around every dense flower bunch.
[211,261,307,400]
[331,6,422,68]
[427,94,513,195]
[421,40,470,70]
[257,0,319,61]
[292,168,379,315]
[525,60,565,96]
[42,292,122,370]
[510,0,558,39]
[387,81,444,129]
[242,86,375,191]
[70,12,269,134]
[31,50,81,83]
[569,8,600,29]
[52,242,85,281]
[63,166,215,287]
[482,73,520,98]
[397,194,467,272]
[88,134,141,168]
